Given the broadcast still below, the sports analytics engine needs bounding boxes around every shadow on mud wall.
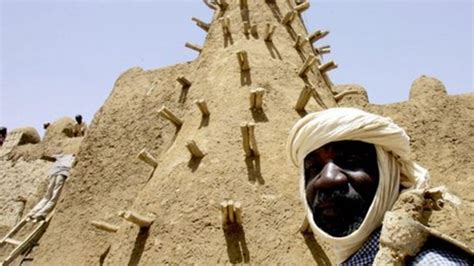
[127,227,150,266]
[223,224,250,263]
[303,232,331,265]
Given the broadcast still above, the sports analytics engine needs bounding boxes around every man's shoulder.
[407,236,473,265]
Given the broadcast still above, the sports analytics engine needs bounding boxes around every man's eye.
[304,164,322,184]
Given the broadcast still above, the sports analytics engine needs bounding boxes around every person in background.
[0,127,7,146]
[73,114,87,137]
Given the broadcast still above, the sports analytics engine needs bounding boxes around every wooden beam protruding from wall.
[186,140,206,158]
[220,200,243,225]
[195,99,210,116]
[137,149,158,168]
[177,76,192,87]
[191,17,210,32]
[295,86,312,112]
[308,30,330,44]
[90,220,119,233]
[237,50,250,71]
[249,88,265,110]
[298,54,317,77]
[185,42,202,53]
[282,10,297,25]
[158,106,183,128]
[318,60,338,73]
[295,0,310,13]
[264,23,276,42]
[219,16,231,35]
[118,211,154,228]
[316,45,331,55]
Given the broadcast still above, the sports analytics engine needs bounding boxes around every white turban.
[286,107,429,264]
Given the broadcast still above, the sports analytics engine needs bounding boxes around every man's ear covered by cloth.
[286,107,429,264]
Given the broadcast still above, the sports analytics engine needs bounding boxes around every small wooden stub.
[203,0,217,10]
[158,106,183,128]
[264,23,276,42]
[220,200,243,225]
[186,140,205,158]
[220,16,231,35]
[237,50,250,71]
[298,54,317,77]
[90,220,119,233]
[240,122,252,157]
[137,148,158,168]
[316,45,331,55]
[194,99,210,116]
[318,60,338,73]
[185,42,203,53]
[247,122,260,156]
[239,0,248,9]
[295,86,312,111]
[295,1,310,13]
[118,210,154,228]
[177,76,192,87]
[308,30,330,44]
[282,11,297,25]
[243,22,250,35]
[191,17,210,32]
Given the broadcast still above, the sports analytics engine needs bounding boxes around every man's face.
[304,140,379,237]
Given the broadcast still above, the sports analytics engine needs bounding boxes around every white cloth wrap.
[286,107,429,264]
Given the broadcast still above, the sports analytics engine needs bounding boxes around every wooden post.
[334,89,359,101]
[316,45,331,55]
[264,23,276,42]
[237,50,250,71]
[194,99,210,116]
[220,201,229,224]
[243,22,250,35]
[158,106,183,128]
[249,90,257,109]
[220,16,230,35]
[248,122,259,156]
[118,211,154,228]
[250,24,258,36]
[203,0,217,10]
[185,42,203,53]
[186,140,205,158]
[217,0,228,10]
[177,76,192,87]
[293,34,302,49]
[254,88,265,109]
[308,30,329,44]
[295,86,312,111]
[318,60,338,73]
[192,17,210,32]
[227,200,235,223]
[282,11,297,25]
[234,201,243,225]
[295,0,310,13]
[298,54,317,77]
[90,220,119,233]
[137,149,158,168]
[240,122,252,157]
[239,0,248,9]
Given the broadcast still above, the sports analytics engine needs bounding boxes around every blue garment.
[341,229,472,265]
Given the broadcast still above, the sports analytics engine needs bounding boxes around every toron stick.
[118,211,154,228]
[237,51,250,71]
[249,90,257,109]
[191,17,210,32]
[298,54,317,77]
[295,86,312,111]
[295,0,310,13]
[308,30,330,44]
[282,11,296,25]
[264,23,276,41]
[177,76,192,87]
[220,201,229,224]
[293,34,302,48]
[234,201,243,225]
[90,220,119,233]
[250,24,258,36]
[203,0,217,10]
[185,42,203,53]
[240,122,252,157]
[318,60,338,73]
[239,0,248,9]
[194,99,210,116]
[220,16,231,35]
[243,22,250,35]
[137,149,158,168]
[254,88,265,109]
[158,106,183,128]
[316,45,331,55]
[186,140,205,158]
[248,122,259,156]
[227,200,235,223]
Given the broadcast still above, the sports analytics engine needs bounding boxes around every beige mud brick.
[137,149,158,168]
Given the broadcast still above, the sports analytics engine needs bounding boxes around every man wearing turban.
[287,108,471,265]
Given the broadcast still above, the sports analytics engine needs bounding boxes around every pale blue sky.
[1,0,472,135]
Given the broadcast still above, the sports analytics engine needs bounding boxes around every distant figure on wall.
[43,122,51,130]
[0,127,7,146]
[73,114,87,137]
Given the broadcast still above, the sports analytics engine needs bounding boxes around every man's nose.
[314,162,349,189]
